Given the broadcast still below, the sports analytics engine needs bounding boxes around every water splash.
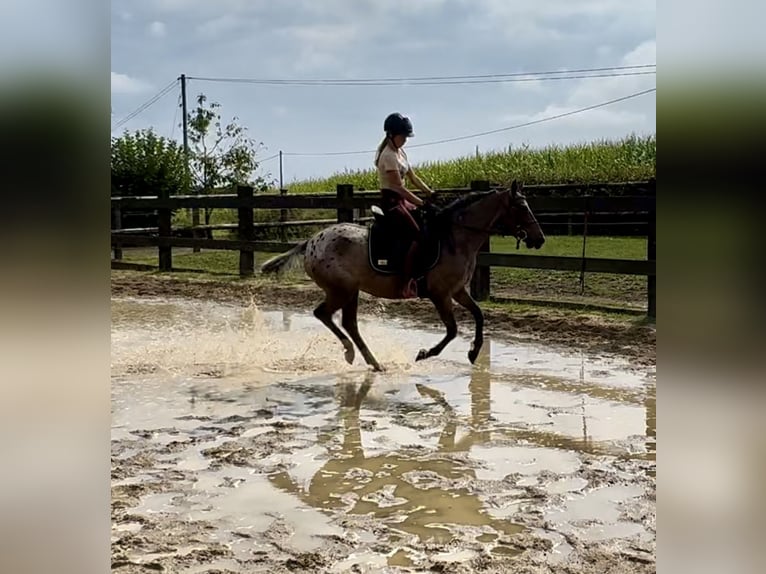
[111,296,456,384]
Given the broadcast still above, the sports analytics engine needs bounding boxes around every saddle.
[368,204,442,294]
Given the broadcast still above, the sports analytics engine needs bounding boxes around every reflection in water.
[645,385,656,474]
[111,296,656,567]
[269,342,525,558]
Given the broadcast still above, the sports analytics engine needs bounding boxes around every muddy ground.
[110,271,655,368]
[112,421,655,574]
[111,274,655,573]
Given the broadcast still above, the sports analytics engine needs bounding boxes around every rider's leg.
[397,206,421,298]
[401,240,419,298]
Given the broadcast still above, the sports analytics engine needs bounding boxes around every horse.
[260,180,545,371]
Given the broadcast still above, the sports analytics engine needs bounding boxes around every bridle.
[440,189,537,250]
[509,195,540,250]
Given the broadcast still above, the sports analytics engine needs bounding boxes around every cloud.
[110,0,655,179]
[499,39,655,133]
[513,79,546,93]
[565,39,656,106]
[278,23,359,51]
[460,0,654,51]
[501,105,645,131]
[276,23,361,72]
[111,72,152,95]
[622,39,656,67]
[196,14,248,38]
[147,21,166,38]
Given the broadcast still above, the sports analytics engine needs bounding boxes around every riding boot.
[401,241,419,298]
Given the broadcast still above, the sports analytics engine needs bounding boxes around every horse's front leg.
[453,287,484,364]
[416,296,457,361]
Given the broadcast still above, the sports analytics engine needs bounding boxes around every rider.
[374,112,435,298]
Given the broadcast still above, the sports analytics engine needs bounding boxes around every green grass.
[121,248,264,276]
[120,234,648,309]
[492,235,644,259]
[282,134,655,193]
[489,235,647,307]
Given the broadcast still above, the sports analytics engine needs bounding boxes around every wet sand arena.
[111,296,656,573]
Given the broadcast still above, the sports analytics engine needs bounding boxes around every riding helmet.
[384,112,414,137]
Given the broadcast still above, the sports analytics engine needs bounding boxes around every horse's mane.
[438,190,496,219]
[420,190,498,254]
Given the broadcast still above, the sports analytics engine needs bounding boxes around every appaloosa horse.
[260,180,545,371]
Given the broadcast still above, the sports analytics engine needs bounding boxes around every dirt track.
[110,271,655,368]
[111,272,656,573]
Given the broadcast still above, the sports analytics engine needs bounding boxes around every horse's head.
[496,180,545,249]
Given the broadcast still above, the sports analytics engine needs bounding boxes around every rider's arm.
[385,169,424,206]
[407,168,434,197]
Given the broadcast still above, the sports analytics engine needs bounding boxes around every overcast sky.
[110,0,656,184]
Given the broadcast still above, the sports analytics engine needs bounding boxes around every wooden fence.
[111,179,656,318]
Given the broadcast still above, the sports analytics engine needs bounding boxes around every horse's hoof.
[343,343,355,365]
[372,363,385,372]
[468,341,482,364]
[416,349,429,362]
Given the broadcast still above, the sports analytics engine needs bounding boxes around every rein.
[451,220,527,249]
[440,212,529,251]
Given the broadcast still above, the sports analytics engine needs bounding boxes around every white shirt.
[377,145,409,189]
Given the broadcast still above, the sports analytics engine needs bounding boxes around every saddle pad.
[368,221,440,276]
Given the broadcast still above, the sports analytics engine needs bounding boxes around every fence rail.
[111,192,655,213]
[111,179,656,317]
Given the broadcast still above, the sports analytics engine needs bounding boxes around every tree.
[111,128,190,228]
[111,128,189,197]
[187,93,271,227]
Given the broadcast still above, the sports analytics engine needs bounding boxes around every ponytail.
[373,136,389,167]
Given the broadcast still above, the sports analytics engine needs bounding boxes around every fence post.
[647,178,656,320]
[469,180,491,301]
[158,188,172,271]
[192,207,201,253]
[112,205,123,261]
[337,184,354,223]
[279,188,288,243]
[238,185,255,277]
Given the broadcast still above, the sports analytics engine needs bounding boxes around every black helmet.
[384,112,414,137]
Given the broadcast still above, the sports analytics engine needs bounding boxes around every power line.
[188,64,655,86]
[259,153,280,163]
[282,87,656,157]
[190,71,655,87]
[111,79,178,133]
[408,87,657,148]
[170,91,181,140]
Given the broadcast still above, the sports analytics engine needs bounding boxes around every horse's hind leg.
[341,292,384,372]
[314,293,355,365]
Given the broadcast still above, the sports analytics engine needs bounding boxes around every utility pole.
[279,150,284,189]
[181,74,189,162]
[180,74,200,251]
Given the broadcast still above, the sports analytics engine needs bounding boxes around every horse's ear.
[511,180,519,194]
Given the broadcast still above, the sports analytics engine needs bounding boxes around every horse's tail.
[260,240,308,275]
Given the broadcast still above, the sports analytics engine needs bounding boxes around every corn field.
[282,134,655,194]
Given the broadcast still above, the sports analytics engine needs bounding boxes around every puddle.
[111,295,656,572]
[546,484,648,542]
